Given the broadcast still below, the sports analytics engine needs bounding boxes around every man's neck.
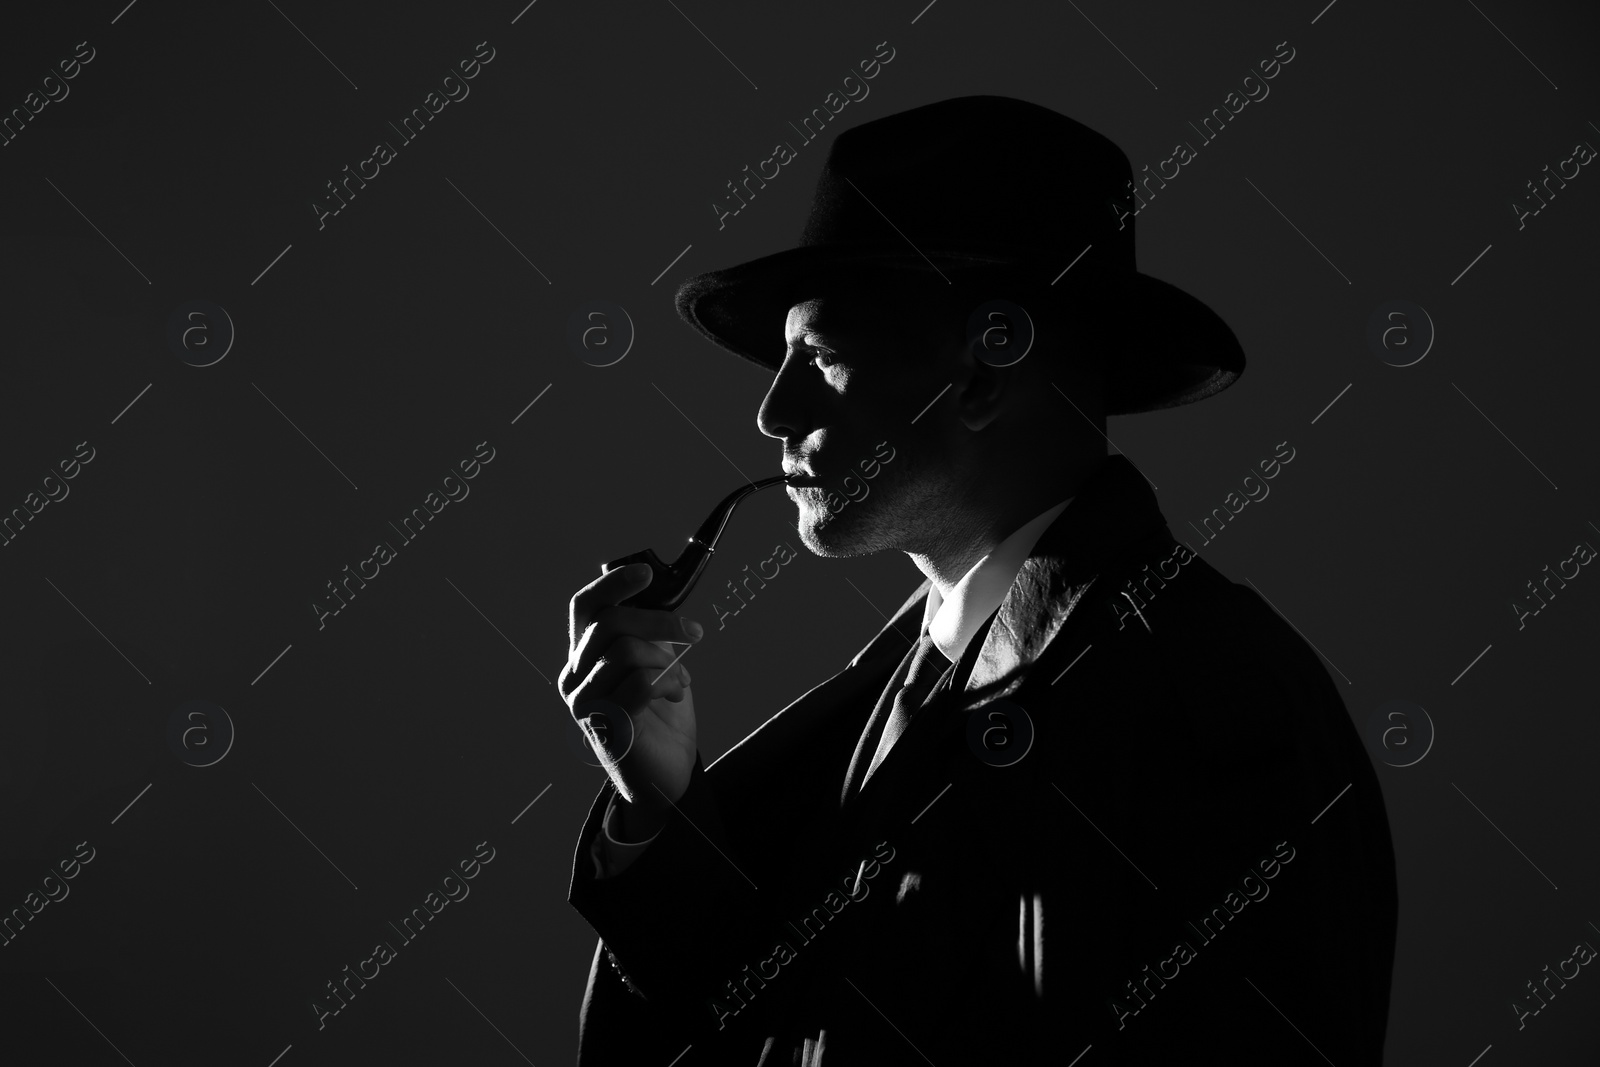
[907,453,1107,602]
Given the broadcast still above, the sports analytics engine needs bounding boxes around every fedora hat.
[673,95,1245,415]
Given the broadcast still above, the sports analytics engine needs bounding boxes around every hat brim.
[673,245,1244,415]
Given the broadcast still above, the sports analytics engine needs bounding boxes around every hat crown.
[798,95,1135,271]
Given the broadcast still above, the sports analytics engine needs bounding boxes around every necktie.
[861,632,951,788]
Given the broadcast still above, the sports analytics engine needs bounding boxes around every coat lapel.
[844,456,1174,808]
[702,576,924,818]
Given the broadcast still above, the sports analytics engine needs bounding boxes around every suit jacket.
[567,455,1398,1066]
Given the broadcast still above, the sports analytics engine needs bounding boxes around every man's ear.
[953,336,1008,432]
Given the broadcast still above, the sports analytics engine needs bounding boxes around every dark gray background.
[0,0,1595,1063]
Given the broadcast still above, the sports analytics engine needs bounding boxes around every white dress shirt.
[589,496,1076,878]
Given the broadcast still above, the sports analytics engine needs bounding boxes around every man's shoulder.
[1084,549,1354,753]
[1012,544,1348,738]
[1105,547,1297,653]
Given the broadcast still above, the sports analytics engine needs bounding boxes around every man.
[560,96,1397,1065]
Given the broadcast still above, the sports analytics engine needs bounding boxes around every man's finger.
[569,608,702,681]
[569,563,653,644]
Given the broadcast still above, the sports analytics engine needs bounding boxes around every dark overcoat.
[568,455,1398,1065]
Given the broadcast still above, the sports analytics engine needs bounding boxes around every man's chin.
[792,496,890,558]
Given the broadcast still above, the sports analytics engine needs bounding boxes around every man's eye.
[810,349,837,369]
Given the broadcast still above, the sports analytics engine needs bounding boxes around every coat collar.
[840,455,1166,681]
[961,454,1170,692]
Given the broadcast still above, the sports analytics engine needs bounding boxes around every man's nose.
[756,352,813,441]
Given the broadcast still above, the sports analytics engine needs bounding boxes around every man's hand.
[558,563,705,839]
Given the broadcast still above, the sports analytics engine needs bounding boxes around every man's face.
[758,290,969,558]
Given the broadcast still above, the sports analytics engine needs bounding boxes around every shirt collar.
[921,497,1075,662]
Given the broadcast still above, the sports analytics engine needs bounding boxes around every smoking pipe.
[602,474,792,611]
